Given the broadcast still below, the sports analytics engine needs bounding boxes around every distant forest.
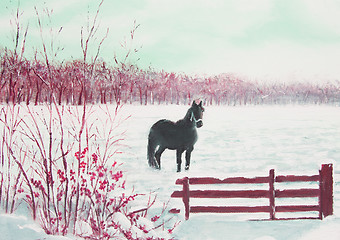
[1,48,339,106]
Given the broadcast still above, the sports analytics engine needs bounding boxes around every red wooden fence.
[170,164,333,220]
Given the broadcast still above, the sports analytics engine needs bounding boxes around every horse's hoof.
[185,166,189,171]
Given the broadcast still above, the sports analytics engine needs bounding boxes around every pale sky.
[1,0,340,83]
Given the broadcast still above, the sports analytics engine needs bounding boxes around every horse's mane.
[175,107,193,125]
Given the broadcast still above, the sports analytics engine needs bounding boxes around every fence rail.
[170,164,333,220]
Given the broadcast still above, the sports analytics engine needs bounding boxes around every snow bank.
[298,218,340,240]
[0,213,73,240]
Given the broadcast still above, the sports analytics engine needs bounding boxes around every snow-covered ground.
[119,104,340,240]
[1,104,340,239]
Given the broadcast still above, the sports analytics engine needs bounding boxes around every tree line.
[1,48,340,106]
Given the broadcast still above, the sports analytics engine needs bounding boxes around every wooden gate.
[170,164,333,220]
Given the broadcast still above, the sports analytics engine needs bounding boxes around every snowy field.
[1,104,340,239]
[119,104,340,240]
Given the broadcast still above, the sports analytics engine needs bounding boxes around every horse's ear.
[193,99,201,106]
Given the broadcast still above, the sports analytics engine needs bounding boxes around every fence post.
[269,169,275,220]
[320,164,333,218]
[318,170,323,220]
[182,177,190,220]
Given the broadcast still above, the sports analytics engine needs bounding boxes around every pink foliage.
[1,47,339,106]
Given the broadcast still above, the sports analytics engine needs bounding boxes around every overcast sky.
[1,0,340,82]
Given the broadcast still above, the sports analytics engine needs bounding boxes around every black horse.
[147,100,204,172]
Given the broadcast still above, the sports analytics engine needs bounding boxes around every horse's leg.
[155,146,165,169]
[176,149,185,172]
[185,146,194,170]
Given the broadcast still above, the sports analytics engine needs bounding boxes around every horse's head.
[190,100,204,128]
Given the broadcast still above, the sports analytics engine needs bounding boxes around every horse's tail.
[147,131,157,168]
